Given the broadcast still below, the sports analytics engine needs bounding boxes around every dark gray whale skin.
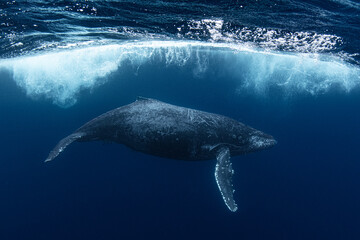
[46,97,275,162]
[46,97,276,212]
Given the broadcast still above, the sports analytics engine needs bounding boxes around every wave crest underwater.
[0,41,359,107]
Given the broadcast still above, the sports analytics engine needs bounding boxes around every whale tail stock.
[45,132,85,162]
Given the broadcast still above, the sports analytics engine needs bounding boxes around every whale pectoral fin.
[215,147,238,212]
[45,132,85,163]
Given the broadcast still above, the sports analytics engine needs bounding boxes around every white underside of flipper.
[215,147,238,212]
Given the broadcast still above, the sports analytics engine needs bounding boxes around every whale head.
[248,131,277,151]
[227,129,276,155]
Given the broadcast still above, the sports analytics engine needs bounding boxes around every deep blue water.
[1,1,360,239]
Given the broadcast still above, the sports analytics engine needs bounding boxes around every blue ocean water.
[1,1,360,239]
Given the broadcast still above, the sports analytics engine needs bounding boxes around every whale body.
[46,97,276,211]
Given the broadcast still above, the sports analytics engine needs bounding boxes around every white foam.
[233,51,360,95]
[181,19,343,53]
[0,40,359,107]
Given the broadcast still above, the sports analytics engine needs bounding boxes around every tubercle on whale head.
[249,131,277,151]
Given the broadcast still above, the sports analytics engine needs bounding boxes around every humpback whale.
[46,97,276,212]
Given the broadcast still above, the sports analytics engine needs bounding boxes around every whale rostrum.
[46,97,276,212]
